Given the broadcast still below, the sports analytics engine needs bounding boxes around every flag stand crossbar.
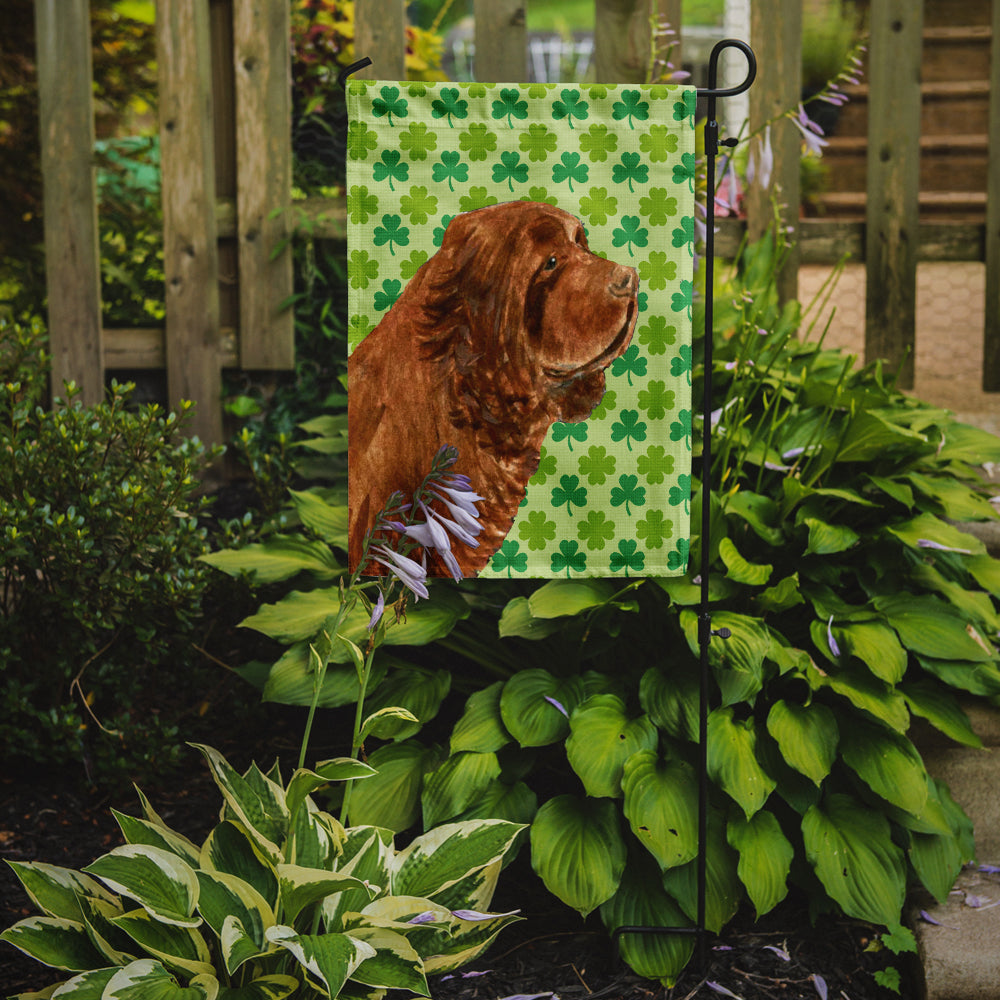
[338,38,757,974]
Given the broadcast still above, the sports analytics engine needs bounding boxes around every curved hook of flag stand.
[338,39,758,975]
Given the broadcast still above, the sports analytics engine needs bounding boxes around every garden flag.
[347,80,696,579]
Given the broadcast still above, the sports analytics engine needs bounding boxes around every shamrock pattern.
[347,80,695,578]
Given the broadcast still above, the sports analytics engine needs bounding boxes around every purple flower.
[407,911,438,925]
[367,590,385,631]
[370,545,429,600]
[917,538,973,555]
[812,974,828,1000]
[451,908,520,921]
[791,104,828,156]
[429,488,484,535]
[827,615,841,658]
[706,983,742,999]
[544,695,569,718]
[747,125,773,190]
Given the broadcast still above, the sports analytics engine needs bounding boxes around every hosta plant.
[1,744,523,999]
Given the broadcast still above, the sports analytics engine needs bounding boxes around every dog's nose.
[609,266,638,297]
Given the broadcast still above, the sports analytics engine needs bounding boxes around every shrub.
[0,317,220,783]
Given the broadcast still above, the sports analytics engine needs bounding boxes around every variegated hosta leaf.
[566,695,658,798]
[195,870,274,974]
[765,700,838,786]
[424,859,501,916]
[43,966,118,997]
[706,707,776,818]
[200,822,278,910]
[77,894,136,966]
[726,810,793,918]
[285,760,376,823]
[214,974,300,1000]
[277,865,376,925]
[802,793,906,926]
[529,795,626,917]
[420,906,523,975]
[621,751,699,871]
[0,916,107,971]
[110,908,214,979]
[391,820,524,901]
[345,926,429,995]
[838,717,929,817]
[102,958,218,999]
[450,681,511,754]
[362,667,451,741]
[421,751,502,829]
[323,829,393,931]
[4,861,117,922]
[83,845,200,928]
[112,810,202,868]
[288,802,344,870]
[265,925,376,998]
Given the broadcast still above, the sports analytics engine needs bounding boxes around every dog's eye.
[544,256,558,271]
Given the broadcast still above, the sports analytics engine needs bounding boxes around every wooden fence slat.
[34,0,103,405]
[594,0,661,84]
[864,0,923,390]
[983,0,1000,389]
[473,0,526,82]
[233,0,294,369]
[354,0,406,81]
[157,0,223,445]
[746,0,801,305]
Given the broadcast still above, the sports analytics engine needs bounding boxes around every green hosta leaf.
[4,862,117,922]
[755,573,805,614]
[0,916,107,971]
[935,421,1000,464]
[911,562,1000,633]
[680,610,770,706]
[83,846,200,928]
[527,578,617,618]
[707,707,776,818]
[453,779,538,827]
[112,812,201,868]
[362,667,451,740]
[566,695,658,798]
[393,820,524,900]
[360,706,421,742]
[200,822,278,910]
[277,865,374,925]
[639,663,699,742]
[661,811,741,933]
[195,871,273,974]
[216,975,299,999]
[727,811,793,917]
[285,759,376,821]
[599,853,694,986]
[765,701,838,786]
[621,751,698,870]
[967,553,1000,597]
[347,740,442,831]
[718,537,772,586]
[839,718,929,816]
[499,669,584,747]
[916,655,1000,697]
[346,926,429,994]
[908,783,968,906]
[874,594,995,662]
[497,596,565,639]
[654,573,738,606]
[450,682,511,753]
[260,643,387,709]
[906,472,998,522]
[835,621,907,684]
[803,517,859,556]
[288,489,349,546]
[103,959,217,999]
[835,410,927,463]
[530,795,626,917]
[806,660,909,732]
[901,680,982,748]
[724,490,784,545]
[111,908,214,977]
[200,535,341,584]
[886,512,985,556]
[265,926,375,998]
[421,751,502,828]
[803,794,906,926]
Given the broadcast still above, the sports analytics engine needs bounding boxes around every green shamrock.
[639,187,678,225]
[610,474,646,515]
[372,214,409,256]
[636,316,677,356]
[673,90,697,127]
[551,151,588,192]
[672,151,698,192]
[612,89,650,129]
[637,379,675,420]
[636,510,673,549]
[431,150,469,191]
[669,473,692,513]
[551,421,588,450]
[431,87,469,126]
[610,344,647,385]
[670,409,692,449]
[667,537,691,572]
[399,121,437,160]
[552,89,589,128]
[519,122,557,161]
[458,186,499,213]
[459,123,498,162]
[373,279,402,313]
[551,540,587,577]
[519,510,557,551]
[551,474,587,516]
[672,216,696,256]
[347,120,377,160]
[612,151,649,192]
[579,187,618,227]
[578,444,616,485]
[611,216,649,257]
[399,250,429,281]
[587,84,609,99]
[491,538,528,576]
[637,251,677,291]
[493,151,529,192]
[432,214,455,247]
[589,389,617,421]
[373,149,409,191]
[671,343,693,382]
[639,125,679,163]
[637,444,675,484]
[372,85,408,125]
[467,83,489,98]
[611,409,647,451]
[525,185,557,206]
[577,510,616,551]
[528,447,558,485]
[610,538,645,576]
[672,279,694,320]
[491,87,529,127]
[578,123,618,161]
[348,314,372,352]
[348,249,378,289]
[399,185,438,225]
[347,184,378,224]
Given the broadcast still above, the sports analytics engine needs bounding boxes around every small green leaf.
[621,751,698,870]
[347,740,442,832]
[765,700,838,786]
[200,536,341,584]
[421,751,502,828]
[707,708,776,818]
[450,682,511,754]
[727,811,793,917]
[527,579,617,618]
[839,718,929,817]
[718,537,772,586]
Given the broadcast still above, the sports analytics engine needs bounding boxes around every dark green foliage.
[0,317,220,783]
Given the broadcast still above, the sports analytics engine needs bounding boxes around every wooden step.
[814,189,987,222]
[833,80,991,138]
[922,25,993,83]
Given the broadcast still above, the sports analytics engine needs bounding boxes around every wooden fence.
[34,0,1000,445]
